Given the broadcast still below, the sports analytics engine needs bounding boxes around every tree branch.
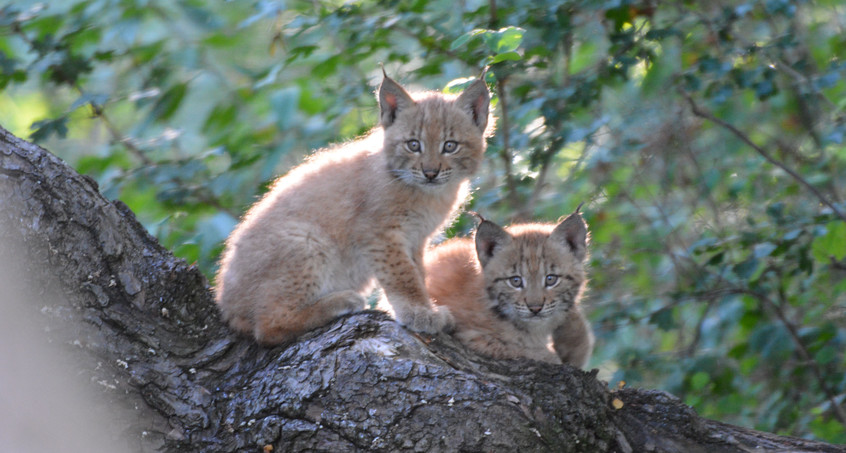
[2,124,844,452]
[495,76,522,213]
[679,89,846,223]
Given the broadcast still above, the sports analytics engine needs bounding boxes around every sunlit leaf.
[492,26,524,53]
[812,221,846,262]
[487,51,522,64]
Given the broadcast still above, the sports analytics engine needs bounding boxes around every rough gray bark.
[1,124,844,453]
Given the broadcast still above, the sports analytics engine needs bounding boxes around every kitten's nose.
[422,168,440,181]
[527,304,543,315]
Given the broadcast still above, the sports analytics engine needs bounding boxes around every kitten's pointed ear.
[379,74,415,128]
[456,75,490,133]
[475,219,511,268]
[551,212,589,262]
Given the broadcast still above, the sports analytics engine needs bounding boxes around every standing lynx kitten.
[425,211,594,367]
[215,73,491,345]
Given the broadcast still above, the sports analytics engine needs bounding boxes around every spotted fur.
[215,74,491,345]
[425,212,594,367]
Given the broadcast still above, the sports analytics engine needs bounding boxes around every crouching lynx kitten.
[215,73,491,345]
[425,211,594,367]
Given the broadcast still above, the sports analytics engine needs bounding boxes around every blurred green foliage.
[2,0,845,442]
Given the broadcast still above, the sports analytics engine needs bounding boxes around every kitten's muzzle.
[527,304,544,315]
[422,166,441,181]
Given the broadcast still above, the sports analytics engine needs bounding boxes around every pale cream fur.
[215,74,491,345]
[425,213,594,367]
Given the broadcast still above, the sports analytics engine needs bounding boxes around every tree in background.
[1,0,844,443]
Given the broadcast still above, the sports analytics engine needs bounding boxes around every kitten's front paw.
[397,304,455,335]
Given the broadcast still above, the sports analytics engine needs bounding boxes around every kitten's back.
[425,238,486,319]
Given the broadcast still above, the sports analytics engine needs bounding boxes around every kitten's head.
[378,73,491,190]
[474,212,589,326]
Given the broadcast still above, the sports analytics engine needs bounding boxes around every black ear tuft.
[468,211,486,224]
[475,219,511,268]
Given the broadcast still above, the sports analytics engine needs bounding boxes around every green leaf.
[487,51,522,64]
[749,324,794,361]
[203,102,237,135]
[814,345,837,365]
[29,117,68,142]
[270,86,300,131]
[312,55,341,78]
[174,242,200,264]
[649,307,676,331]
[811,221,846,263]
[492,26,524,53]
[450,29,487,51]
[48,52,93,86]
[733,257,760,279]
[753,242,777,259]
[130,41,166,64]
[0,50,18,74]
[70,93,109,111]
[150,82,188,122]
[444,77,478,94]
[690,371,710,391]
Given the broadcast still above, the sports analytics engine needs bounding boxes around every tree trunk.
[1,124,843,453]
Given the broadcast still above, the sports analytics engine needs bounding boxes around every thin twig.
[485,0,521,214]
[618,189,690,282]
[679,133,723,229]
[488,0,498,27]
[81,91,154,166]
[495,76,521,213]
[679,89,846,223]
[389,26,463,61]
[518,151,552,220]
[749,289,846,426]
[684,298,716,358]
[74,85,242,219]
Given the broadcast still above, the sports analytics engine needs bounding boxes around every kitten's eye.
[507,276,524,289]
[442,140,458,154]
[545,274,559,288]
[406,139,421,153]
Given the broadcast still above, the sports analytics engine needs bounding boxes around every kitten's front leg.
[552,309,595,368]
[371,237,454,334]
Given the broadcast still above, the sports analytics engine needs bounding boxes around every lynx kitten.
[215,73,491,345]
[425,211,594,367]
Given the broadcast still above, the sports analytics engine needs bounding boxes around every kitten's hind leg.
[254,290,366,345]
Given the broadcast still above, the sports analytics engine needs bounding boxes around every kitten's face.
[476,215,588,326]
[379,76,490,191]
